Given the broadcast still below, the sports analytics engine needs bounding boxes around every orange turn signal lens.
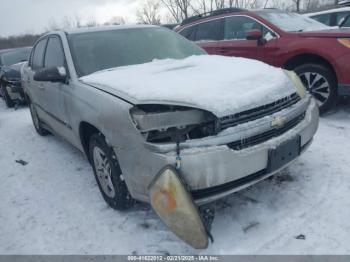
[338,38,350,49]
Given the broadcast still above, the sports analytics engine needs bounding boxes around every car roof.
[180,8,249,26]
[305,6,350,16]
[179,8,291,27]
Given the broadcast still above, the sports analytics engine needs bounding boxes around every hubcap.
[298,72,330,107]
[93,147,116,198]
[30,103,40,129]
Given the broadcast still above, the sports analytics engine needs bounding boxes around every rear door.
[178,19,224,54]
[193,19,224,54]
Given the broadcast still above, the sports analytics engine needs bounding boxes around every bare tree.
[137,0,162,24]
[85,16,98,27]
[161,0,194,22]
[61,15,83,29]
[46,18,60,31]
[304,0,321,11]
[292,0,302,12]
[104,16,126,25]
[195,0,214,13]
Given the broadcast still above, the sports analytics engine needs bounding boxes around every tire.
[89,133,134,210]
[294,63,337,114]
[28,100,49,136]
[1,81,15,108]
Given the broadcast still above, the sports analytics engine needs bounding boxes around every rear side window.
[179,26,196,41]
[224,16,274,40]
[337,12,350,27]
[32,39,47,70]
[194,19,223,41]
[44,37,65,68]
[312,13,332,26]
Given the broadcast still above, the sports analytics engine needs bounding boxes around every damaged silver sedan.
[22,25,319,249]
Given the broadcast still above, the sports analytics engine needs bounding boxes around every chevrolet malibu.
[22,25,318,248]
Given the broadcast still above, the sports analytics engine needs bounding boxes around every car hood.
[298,28,350,38]
[80,55,296,117]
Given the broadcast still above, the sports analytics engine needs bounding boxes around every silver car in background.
[22,25,318,248]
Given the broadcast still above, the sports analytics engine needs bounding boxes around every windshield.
[257,11,330,32]
[68,27,206,77]
[1,49,30,66]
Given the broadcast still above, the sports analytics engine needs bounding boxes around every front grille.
[228,112,306,150]
[219,93,300,131]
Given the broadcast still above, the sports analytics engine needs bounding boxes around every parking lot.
[1,99,350,255]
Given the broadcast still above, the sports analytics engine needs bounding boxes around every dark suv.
[175,8,350,113]
[0,47,31,107]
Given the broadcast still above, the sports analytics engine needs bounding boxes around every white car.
[305,6,350,28]
[22,25,319,248]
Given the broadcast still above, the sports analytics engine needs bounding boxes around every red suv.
[175,8,350,113]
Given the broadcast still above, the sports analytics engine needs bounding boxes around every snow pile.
[81,55,295,117]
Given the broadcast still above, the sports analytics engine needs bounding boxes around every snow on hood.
[80,55,296,117]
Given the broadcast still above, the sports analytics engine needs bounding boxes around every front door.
[40,36,73,142]
[217,15,278,65]
[25,38,48,121]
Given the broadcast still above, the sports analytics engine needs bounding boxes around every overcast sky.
[0,0,140,37]
[0,0,336,37]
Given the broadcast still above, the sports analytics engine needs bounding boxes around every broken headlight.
[284,70,306,99]
[130,105,218,143]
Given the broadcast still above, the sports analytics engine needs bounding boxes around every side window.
[337,12,350,27]
[179,26,196,41]
[44,37,65,68]
[194,19,223,42]
[312,13,332,26]
[224,16,274,40]
[32,39,48,70]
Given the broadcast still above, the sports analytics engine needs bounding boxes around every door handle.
[39,83,45,90]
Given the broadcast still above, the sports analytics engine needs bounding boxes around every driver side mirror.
[246,29,267,46]
[34,66,67,83]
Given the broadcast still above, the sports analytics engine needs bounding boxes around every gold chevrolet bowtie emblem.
[271,116,287,128]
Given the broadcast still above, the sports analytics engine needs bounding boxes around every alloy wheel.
[298,72,330,107]
[93,147,116,198]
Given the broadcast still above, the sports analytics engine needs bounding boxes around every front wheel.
[89,133,134,210]
[295,63,337,114]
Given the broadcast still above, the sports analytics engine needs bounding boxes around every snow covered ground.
[1,99,350,255]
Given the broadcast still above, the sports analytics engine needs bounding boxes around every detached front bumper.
[122,97,319,205]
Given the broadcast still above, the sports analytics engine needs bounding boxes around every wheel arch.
[79,121,103,162]
[283,53,338,83]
